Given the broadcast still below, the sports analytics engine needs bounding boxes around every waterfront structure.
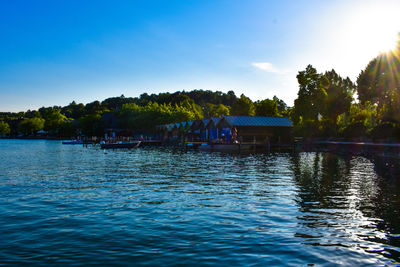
[158,115,293,146]
[190,118,209,140]
[216,116,293,144]
[205,117,222,141]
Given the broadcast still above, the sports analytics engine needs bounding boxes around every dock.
[298,140,400,159]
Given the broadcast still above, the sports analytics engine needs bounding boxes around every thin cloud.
[252,62,290,74]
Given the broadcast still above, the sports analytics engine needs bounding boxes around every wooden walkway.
[315,141,400,148]
[299,140,400,159]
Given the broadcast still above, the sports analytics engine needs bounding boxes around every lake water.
[0,139,399,266]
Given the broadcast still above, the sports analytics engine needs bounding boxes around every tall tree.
[292,65,356,137]
[273,96,288,116]
[357,34,400,122]
[61,101,85,119]
[292,65,325,124]
[231,94,255,116]
[321,69,355,122]
[255,99,278,117]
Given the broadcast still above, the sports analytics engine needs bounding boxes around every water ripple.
[0,140,399,265]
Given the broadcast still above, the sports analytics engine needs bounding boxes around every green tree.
[203,103,230,117]
[0,121,11,136]
[317,70,355,136]
[62,101,85,119]
[337,102,377,138]
[273,96,289,116]
[357,34,400,122]
[178,98,204,120]
[18,117,45,135]
[25,110,42,118]
[213,104,230,117]
[321,70,354,121]
[117,100,204,131]
[292,65,355,137]
[101,95,136,110]
[292,65,325,124]
[43,109,69,134]
[84,101,109,115]
[231,94,255,116]
[58,120,77,138]
[78,114,103,136]
[255,98,278,116]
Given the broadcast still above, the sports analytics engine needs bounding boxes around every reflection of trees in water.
[368,156,400,259]
[291,152,400,262]
[291,152,352,212]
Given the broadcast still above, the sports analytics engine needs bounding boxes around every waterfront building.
[216,116,293,144]
[158,115,293,145]
[204,117,222,142]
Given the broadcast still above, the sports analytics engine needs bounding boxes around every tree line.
[0,90,288,137]
[292,35,400,141]
[0,35,399,141]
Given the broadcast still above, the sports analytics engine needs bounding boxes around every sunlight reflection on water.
[0,140,399,265]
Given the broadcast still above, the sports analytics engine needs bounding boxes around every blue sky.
[1,0,399,112]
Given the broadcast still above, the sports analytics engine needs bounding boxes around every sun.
[368,28,399,54]
[324,1,400,77]
[346,3,400,55]
[360,17,399,54]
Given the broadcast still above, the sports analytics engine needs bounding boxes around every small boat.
[62,140,83,145]
[100,141,141,149]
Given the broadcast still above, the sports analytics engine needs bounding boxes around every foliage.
[84,101,110,115]
[0,121,11,136]
[18,117,45,135]
[203,103,230,117]
[25,110,41,118]
[357,34,400,124]
[41,108,69,134]
[0,89,286,138]
[293,117,320,137]
[339,121,367,138]
[231,94,256,116]
[3,35,400,140]
[255,98,277,117]
[292,65,356,137]
[78,114,103,136]
[61,101,85,119]
[320,70,354,121]
[117,101,204,130]
[58,120,77,138]
[274,96,289,116]
[292,65,324,124]
[369,122,399,141]
[336,102,377,138]
[254,96,289,117]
